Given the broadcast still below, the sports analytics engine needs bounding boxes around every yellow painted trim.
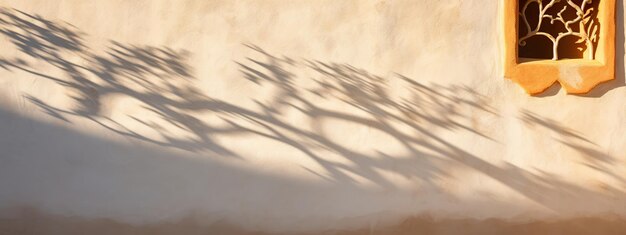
[503,0,616,95]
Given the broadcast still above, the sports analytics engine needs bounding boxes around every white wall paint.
[0,0,624,232]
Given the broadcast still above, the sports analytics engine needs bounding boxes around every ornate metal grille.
[518,0,600,60]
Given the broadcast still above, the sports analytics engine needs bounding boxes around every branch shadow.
[0,7,624,217]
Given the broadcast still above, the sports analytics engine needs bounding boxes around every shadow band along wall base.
[503,0,616,95]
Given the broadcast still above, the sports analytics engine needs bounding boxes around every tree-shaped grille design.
[518,0,600,60]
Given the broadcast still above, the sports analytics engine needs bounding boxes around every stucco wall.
[0,0,625,234]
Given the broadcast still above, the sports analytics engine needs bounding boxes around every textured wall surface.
[0,0,625,234]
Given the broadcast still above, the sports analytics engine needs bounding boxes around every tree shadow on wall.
[0,8,237,156]
[0,8,625,215]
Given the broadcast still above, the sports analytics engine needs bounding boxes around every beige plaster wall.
[0,0,624,233]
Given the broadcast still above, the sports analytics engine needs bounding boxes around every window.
[503,0,615,94]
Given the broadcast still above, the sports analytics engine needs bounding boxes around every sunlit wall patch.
[503,0,615,95]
